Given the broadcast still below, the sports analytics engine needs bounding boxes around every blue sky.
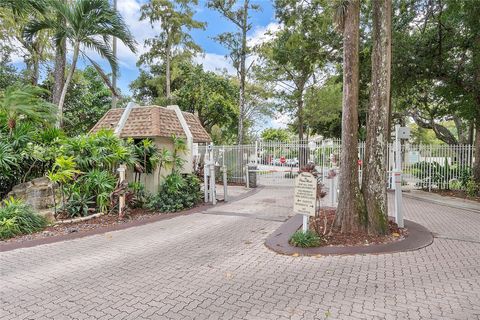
[105,0,277,95]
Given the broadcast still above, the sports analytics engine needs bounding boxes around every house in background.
[91,103,211,193]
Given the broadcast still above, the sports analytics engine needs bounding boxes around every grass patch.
[290,230,322,248]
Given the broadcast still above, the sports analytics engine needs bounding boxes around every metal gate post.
[204,152,209,203]
[245,165,250,188]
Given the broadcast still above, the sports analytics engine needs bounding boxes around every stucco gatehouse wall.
[90,103,211,194]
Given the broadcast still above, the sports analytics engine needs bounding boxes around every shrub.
[466,179,479,197]
[0,198,48,239]
[290,230,322,248]
[147,173,202,212]
[62,192,94,218]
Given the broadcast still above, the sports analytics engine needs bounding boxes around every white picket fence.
[198,139,475,191]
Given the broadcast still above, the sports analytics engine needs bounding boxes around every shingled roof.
[90,105,211,143]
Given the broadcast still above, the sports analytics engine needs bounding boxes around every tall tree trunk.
[362,0,392,235]
[297,86,307,166]
[334,0,365,233]
[57,44,80,128]
[52,10,66,106]
[474,106,480,183]
[237,0,248,145]
[473,35,480,184]
[31,54,39,86]
[111,0,118,109]
[165,38,171,100]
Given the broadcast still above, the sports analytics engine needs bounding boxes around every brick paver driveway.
[1,186,480,320]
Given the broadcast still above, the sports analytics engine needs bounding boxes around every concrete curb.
[265,214,434,256]
[0,187,261,252]
[401,191,480,213]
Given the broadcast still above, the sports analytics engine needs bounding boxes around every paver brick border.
[0,186,262,252]
[265,214,433,256]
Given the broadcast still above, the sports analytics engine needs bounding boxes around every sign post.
[393,124,410,228]
[293,172,317,233]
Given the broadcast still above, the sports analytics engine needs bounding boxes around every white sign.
[293,172,317,217]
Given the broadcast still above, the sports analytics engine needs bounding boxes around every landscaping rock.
[7,177,57,211]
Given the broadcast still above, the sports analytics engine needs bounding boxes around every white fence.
[198,139,475,191]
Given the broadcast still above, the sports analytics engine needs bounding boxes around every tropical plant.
[46,155,81,216]
[0,85,56,134]
[133,139,159,183]
[290,230,322,248]
[24,0,137,127]
[61,129,137,172]
[81,169,116,213]
[0,197,48,240]
[171,135,187,173]
[147,173,201,212]
[62,192,94,218]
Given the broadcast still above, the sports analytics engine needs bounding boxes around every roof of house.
[90,105,211,143]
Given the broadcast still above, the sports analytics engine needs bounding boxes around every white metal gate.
[198,140,475,191]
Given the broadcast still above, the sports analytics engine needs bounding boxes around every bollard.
[248,165,257,188]
[394,170,404,228]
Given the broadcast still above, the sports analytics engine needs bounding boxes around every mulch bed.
[306,208,407,247]
[1,208,183,245]
[429,189,480,203]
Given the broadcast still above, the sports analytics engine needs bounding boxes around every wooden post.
[117,164,126,217]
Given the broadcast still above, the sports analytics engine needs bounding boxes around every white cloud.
[248,22,281,47]
[115,0,155,69]
[271,112,289,129]
[194,53,236,75]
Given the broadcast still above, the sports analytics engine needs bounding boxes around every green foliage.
[62,192,94,218]
[134,139,159,174]
[465,179,479,198]
[80,169,116,213]
[304,79,343,138]
[147,173,201,212]
[0,197,48,240]
[61,129,137,172]
[43,66,114,136]
[131,62,240,144]
[290,230,322,248]
[0,84,56,133]
[261,128,291,142]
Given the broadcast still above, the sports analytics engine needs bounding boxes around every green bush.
[290,230,322,248]
[147,173,202,212]
[466,179,479,197]
[0,198,48,240]
[62,192,94,218]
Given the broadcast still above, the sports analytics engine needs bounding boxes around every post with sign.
[394,124,410,228]
[293,172,317,232]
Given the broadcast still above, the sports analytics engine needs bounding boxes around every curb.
[0,187,261,253]
[265,214,434,256]
[401,192,480,214]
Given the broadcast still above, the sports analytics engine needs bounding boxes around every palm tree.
[24,0,137,127]
[0,85,56,135]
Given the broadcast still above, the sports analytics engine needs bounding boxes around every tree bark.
[165,37,172,100]
[237,0,248,145]
[334,0,365,233]
[474,105,480,183]
[57,43,80,128]
[362,0,391,235]
[297,85,307,167]
[52,11,66,106]
[473,34,480,184]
